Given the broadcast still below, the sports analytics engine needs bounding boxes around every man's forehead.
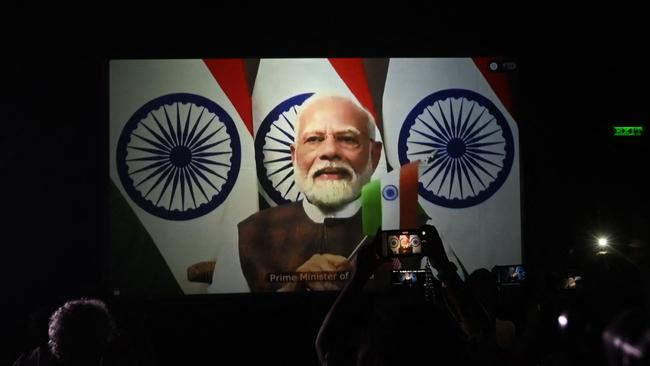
[300,125,362,135]
[298,98,369,132]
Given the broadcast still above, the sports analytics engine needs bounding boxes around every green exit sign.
[613,126,644,136]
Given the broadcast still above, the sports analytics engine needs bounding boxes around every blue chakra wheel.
[398,89,514,208]
[116,93,241,220]
[255,93,313,206]
[382,185,399,201]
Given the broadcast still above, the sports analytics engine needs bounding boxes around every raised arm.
[315,232,384,365]
[424,224,494,343]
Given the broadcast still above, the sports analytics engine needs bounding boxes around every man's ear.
[290,144,296,162]
[371,141,382,170]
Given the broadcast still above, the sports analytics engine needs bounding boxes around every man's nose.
[318,135,340,161]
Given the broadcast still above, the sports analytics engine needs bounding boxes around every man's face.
[291,96,382,210]
[400,235,410,248]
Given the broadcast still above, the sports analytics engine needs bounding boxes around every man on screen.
[398,235,412,254]
[238,94,383,292]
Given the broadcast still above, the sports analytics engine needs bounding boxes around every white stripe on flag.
[380,170,400,230]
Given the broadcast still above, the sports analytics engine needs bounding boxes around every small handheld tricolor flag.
[361,160,420,236]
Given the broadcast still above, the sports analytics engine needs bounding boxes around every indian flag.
[109,59,257,295]
[382,57,521,273]
[361,161,420,235]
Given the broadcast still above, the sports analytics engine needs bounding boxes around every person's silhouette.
[315,224,494,365]
[13,298,117,366]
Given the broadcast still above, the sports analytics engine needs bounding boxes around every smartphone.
[379,228,431,258]
[492,264,526,286]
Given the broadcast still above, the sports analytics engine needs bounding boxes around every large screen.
[108,58,521,297]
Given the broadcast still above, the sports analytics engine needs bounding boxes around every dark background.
[2,7,648,365]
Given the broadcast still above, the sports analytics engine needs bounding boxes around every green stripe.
[108,180,184,298]
[362,179,382,236]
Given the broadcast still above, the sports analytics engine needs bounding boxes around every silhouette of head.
[468,268,498,315]
[48,298,116,365]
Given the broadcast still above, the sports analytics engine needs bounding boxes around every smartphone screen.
[493,265,526,285]
[391,269,427,286]
[381,229,428,258]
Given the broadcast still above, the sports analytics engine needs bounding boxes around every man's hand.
[279,254,351,292]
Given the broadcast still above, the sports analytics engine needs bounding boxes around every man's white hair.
[294,93,376,141]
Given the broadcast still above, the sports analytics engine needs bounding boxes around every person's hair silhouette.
[13,298,117,366]
[47,298,117,365]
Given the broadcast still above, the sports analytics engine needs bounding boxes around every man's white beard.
[294,159,374,211]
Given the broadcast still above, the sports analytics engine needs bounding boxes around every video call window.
[108,57,521,296]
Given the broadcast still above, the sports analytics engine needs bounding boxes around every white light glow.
[597,237,608,247]
[558,314,568,328]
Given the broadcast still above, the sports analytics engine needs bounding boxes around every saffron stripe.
[399,161,419,230]
[472,57,516,119]
[203,59,254,136]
